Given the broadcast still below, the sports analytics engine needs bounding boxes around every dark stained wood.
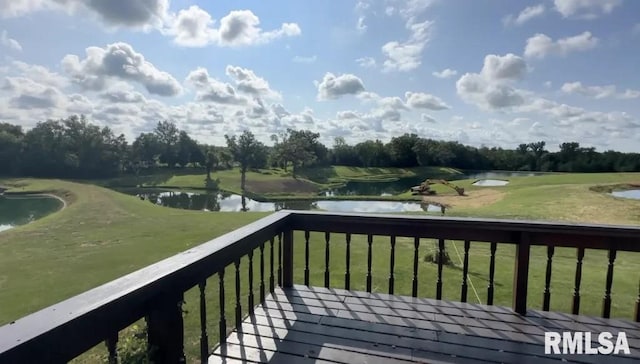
[5,210,640,363]
[198,281,209,364]
[269,237,275,293]
[636,279,640,322]
[247,250,254,313]
[436,239,444,300]
[513,232,531,315]
[572,247,585,315]
[105,333,117,364]
[366,234,373,293]
[146,292,185,364]
[345,233,351,290]
[603,249,617,318]
[324,231,331,288]
[487,241,497,305]
[412,237,419,297]
[0,211,291,363]
[461,240,470,303]
[219,270,227,344]
[282,229,294,288]
[277,233,282,287]
[259,241,265,303]
[234,260,242,328]
[304,230,310,286]
[389,235,396,295]
[287,210,640,251]
[213,286,640,364]
[543,245,554,311]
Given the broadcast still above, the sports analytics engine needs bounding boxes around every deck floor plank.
[211,286,640,363]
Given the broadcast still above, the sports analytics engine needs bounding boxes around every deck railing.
[1,210,640,363]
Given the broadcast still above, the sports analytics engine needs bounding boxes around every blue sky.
[1,0,639,151]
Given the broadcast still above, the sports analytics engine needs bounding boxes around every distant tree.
[0,123,24,175]
[387,133,420,167]
[225,130,267,191]
[132,133,162,167]
[154,121,180,167]
[276,129,323,177]
[176,131,200,167]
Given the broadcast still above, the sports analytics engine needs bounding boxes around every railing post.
[282,229,294,288]
[513,232,531,315]
[146,292,186,364]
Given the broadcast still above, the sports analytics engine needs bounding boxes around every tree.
[154,121,179,167]
[0,123,24,175]
[176,131,200,167]
[387,133,420,167]
[275,129,323,177]
[132,133,162,167]
[225,130,267,191]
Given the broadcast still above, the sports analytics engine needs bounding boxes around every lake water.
[611,189,640,200]
[0,195,64,232]
[326,170,543,196]
[124,189,444,213]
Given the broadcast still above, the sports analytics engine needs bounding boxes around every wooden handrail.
[0,210,292,363]
[2,210,640,362]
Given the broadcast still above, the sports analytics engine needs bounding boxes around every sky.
[1,0,639,152]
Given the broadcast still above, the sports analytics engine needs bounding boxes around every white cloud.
[357,16,367,32]
[553,0,622,19]
[432,68,457,79]
[225,65,281,100]
[168,5,217,47]
[185,67,247,105]
[165,7,300,47]
[561,81,640,100]
[421,114,436,123]
[481,53,528,81]
[524,31,598,58]
[61,42,182,96]
[382,20,432,72]
[405,92,450,110]
[356,57,377,68]
[503,4,545,26]
[1,0,169,29]
[292,55,317,63]
[1,30,21,51]
[456,53,528,110]
[10,61,67,88]
[317,72,365,100]
[218,10,301,47]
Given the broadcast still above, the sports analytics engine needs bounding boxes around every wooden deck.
[211,285,640,364]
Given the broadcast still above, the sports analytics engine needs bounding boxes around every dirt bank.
[422,189,505,209]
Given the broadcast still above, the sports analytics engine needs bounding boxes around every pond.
[326,170,543,196]
[611,190,640,200]
[122,189,443,214]
[472,179,509,186]
[0,195,64,232]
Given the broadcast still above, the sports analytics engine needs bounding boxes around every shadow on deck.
[211,286,640,364]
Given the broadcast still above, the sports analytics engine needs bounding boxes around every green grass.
[96,165,464,200]
[2,171,640,362]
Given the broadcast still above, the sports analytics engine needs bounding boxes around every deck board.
[210,286,640,363]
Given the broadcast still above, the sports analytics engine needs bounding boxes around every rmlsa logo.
[545,332,631,355]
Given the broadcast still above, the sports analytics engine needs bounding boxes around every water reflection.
[0,195,64,232]
[128,189,442,213]
[328,170,542,196]
[611,190,640,200]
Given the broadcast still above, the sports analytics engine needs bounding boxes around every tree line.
[1,115,639,181]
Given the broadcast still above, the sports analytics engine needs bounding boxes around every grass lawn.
[1,171,640,361]
[96,165,463,200]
